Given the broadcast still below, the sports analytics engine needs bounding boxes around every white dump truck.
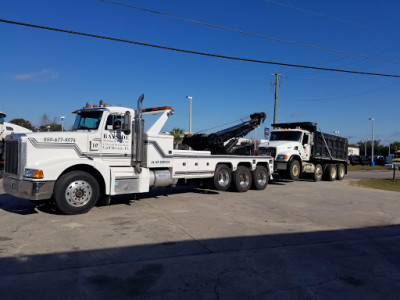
[3,95,274,214]
[0,111,32,174]
[258,122,348,181]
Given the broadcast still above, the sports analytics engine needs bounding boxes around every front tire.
[288,160,300,180]
[252,165,269,190]
[213,164,232,191]
[232,166,252,192]
[53,171,100,215]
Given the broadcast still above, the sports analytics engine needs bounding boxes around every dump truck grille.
[259,147,276,158]
[5,140,19,175]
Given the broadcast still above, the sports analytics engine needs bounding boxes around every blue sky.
[1,0,399,145]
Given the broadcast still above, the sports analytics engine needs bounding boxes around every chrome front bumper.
[3,176,55,200]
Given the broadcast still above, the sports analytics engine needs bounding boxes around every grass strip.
[352,178,400,192]
[348,165,385,171]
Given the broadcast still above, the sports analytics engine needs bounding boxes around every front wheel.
[53,171,101,214]
[288,160,300,180]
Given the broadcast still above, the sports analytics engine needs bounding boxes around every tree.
[38,113,62,132]
[390,142,400,152]
[9,118,36,131]
[170,128,185,149]
[38,122,62,132]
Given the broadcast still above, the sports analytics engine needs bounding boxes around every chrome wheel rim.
[239,172,250,188]
[218,169,230,187]
[256,170,267,186]
[65,180,92,207]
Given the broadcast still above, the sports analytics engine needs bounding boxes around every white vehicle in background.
[0,111,32,174]
[258,122,348,181]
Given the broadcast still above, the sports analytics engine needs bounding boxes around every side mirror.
[122,111,131,135]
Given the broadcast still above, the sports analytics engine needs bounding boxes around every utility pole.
[369,118,374,165]
[270,73,283,124]
[186,96,193,133]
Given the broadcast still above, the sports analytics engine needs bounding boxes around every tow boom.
[182,112,266,154]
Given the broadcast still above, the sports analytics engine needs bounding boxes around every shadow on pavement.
[0,184,218,215]
[0,225,399,299]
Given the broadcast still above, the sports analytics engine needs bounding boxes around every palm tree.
[170,128,185,149]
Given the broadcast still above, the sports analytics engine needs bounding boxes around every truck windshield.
[73,111,103,130]
[270,131,302,142]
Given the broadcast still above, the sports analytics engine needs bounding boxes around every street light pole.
[369,118,374,165]
[61,116,65,132]
[186,96,192,133]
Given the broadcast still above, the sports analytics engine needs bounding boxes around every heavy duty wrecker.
[3,95,273,214]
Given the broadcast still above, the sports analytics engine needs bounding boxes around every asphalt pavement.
[0,170,399,299]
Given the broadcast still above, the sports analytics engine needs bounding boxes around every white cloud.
[11,69,59,82]
[289,111,302,118]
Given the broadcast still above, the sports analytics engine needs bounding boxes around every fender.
[27,158,111,194]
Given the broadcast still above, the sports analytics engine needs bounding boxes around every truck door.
[300,133,311,161]
[101,113,132,165]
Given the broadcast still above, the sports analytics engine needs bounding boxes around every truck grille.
[5,140,19,175]
[259,147,276,158]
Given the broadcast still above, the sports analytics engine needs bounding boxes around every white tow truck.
[0,111,32,174]
[3,95,274,214]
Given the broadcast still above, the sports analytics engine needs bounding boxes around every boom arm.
[182,112,266,154]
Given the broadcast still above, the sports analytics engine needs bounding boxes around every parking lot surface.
[0,170,399,299]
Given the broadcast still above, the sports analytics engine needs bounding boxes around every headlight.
[24,168,44,179]
[276,154,289,161]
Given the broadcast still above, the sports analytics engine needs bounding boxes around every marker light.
[24,169,44,179]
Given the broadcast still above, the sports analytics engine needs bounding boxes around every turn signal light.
[24,169,44,179]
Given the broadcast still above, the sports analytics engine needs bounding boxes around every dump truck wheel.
[313,164,323,182]
[213,165,232,191]
[337,163,345,180]
[252,165,268,190]
[232,166,252,192]
[54,171,100,215]
[324,164,337,181]
[288,160,300,180]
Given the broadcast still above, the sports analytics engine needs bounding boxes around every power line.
[291,81,399,102]
[1,18,400,78]
[196,115,250,133]
[264,0,374,30]
[101,0,400,65]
